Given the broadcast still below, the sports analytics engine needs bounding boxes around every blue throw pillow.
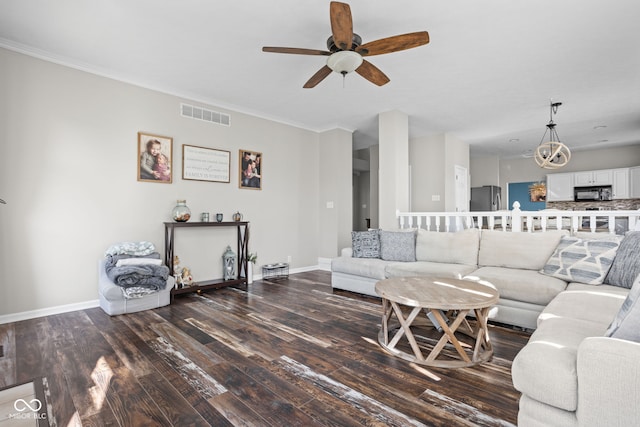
[605,273,640,342]
[605,232,640,289]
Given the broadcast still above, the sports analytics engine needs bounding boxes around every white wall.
[0,48,332,317]
[318,128,352,257]
[470,155,500,187]
[378,111,409,229]
[444,133,470,212]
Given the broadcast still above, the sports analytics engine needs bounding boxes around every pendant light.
[534,101,571,169]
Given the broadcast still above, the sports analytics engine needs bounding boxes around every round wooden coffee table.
[375,276,499,368]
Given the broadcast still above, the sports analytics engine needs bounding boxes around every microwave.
[574,185,613,202]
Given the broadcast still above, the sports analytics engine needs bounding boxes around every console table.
[164,221,249,298]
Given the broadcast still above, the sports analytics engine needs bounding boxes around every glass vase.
[172,200,191,222]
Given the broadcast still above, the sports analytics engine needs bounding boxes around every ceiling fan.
[262,1,430,88]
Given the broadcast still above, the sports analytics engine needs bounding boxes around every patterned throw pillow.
[605,232,640,289]
[541,235,622,285]
[379,230,417,262]
[605,273,640,341]
[351,230,380,258]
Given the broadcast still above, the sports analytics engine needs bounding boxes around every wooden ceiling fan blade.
[303,65,333,88]
[262,47,331,56]
[330,1,353,50]
[355,60,390,86]
[356,31,430,56]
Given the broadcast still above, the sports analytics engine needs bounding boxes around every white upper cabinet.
[612,168,629,199]
[547,172,574,201]
[573,169,613,186]
[631,167,640,198]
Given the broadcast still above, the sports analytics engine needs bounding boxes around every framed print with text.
[182,145,230,183]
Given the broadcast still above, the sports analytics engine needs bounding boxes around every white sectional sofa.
[331,228,640,426]
[332,228,569,329]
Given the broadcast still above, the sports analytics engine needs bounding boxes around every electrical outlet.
[287,255,292,263]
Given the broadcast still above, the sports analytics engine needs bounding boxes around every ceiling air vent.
[180,103,230,126]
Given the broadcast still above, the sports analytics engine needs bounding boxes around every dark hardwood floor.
[0,271,530,426]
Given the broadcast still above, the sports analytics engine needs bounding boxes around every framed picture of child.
[137,132,173,183]
[239,149,262,190]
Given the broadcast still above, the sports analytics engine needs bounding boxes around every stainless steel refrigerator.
[470,185,502,211]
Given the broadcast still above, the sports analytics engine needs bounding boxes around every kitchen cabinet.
[573,169,612,186]
[631,167,640,198]
[612,168,630,199]
[547,172,574,201]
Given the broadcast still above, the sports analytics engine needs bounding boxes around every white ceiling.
[2,0,640,158]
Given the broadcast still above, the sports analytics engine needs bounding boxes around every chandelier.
[534,101,571,169]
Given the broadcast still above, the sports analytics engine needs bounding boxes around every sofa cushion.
[415,228,479,265]
[351,229,380,259]
[330,256,390,280]
[478,230,567,270]
[379,230,417,262]
[605,231,640,288]
[512,317,608,412]
[384,261,477,280]
[541,235,622,285]
[605,273,640,341]
[467,266,567,306]
[538,283,627,327]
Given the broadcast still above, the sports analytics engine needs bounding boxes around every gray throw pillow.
[541,235,622,285]
[351,230,380,258]
[380,230,416,262]
[605,273,640,341]
[605,232,640,289]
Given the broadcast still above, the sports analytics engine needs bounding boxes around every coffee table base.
[378,298,494,368]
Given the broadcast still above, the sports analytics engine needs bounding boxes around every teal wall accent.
[508,182,546,211]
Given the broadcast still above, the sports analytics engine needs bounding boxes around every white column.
[378,110,409,230]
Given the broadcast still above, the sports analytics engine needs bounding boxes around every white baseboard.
[1,264,333,324]
[316,257,332,271]
[0,299,100,324]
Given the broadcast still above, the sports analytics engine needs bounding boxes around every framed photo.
[182,145,230,183]
[239,149,262,190]
[137,132,173,183]
[529,182,547,202]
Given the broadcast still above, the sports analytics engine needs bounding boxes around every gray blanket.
[105,253,169,289]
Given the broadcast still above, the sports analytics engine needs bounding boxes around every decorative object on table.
[262,263,289,280]
[201,212,210,222]
[172,200,191,222]
[180,267,193,287]
[529,182,547,202]
[247,252,258,284]
[232,211,243,221]
[216,213,223,222]
[239,149,262,190]
[173,255,183,288]
[534,101,571,170]
[182,145,231,183]
[222,245,237,280]
[137,132,173,183]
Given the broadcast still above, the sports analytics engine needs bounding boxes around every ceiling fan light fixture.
[327,50,363,74]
